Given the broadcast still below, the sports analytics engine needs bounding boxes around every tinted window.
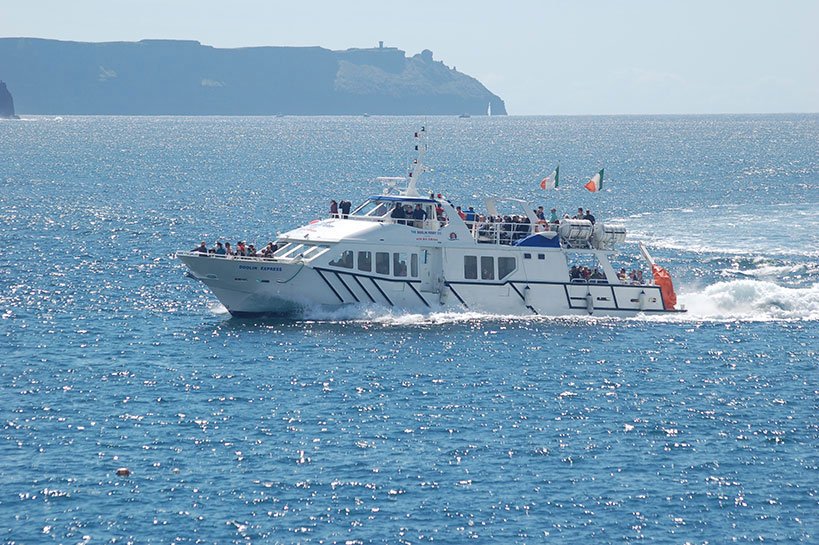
[464,256,478,279]
[329,250,353,268]
[410,254,419,277]
[376,252,390,275]
[358,251,372,272]
[394,253,408,277]
[498,257,516,279]
[481,256,495,280]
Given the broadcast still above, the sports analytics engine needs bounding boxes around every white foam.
[208,301,230,315]
[677,279,819,321]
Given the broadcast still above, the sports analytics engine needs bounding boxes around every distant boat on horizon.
[459,113,470,118]
[487,102,492,116]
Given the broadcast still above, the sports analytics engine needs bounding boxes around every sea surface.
[1,115,817,544]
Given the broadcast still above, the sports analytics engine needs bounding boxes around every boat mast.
[404,127,429,197]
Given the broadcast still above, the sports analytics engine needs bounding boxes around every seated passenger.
[574,207,585,219]
[456,206,466,220]
[584,209,596,224]
[549,208,559,223]
[412,204,427,226]
[247,244,258,256]
[535,206,546,221]
[569,265,581,279]
[193,241,208,254]
[390,202,406,224]
[214,241,226,255]
[617,268,627,282]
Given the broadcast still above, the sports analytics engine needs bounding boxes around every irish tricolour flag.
[539,165,560,190]
[584,168,604,192]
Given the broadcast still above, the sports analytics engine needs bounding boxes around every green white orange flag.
[539,165,560,190]
[584,168,604,192]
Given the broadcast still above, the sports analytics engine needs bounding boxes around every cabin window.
[302,245,329,260]
[273,243,292,257]
[498,257,516,279]
[376,252,390,275]
[358,251,372,272]
[369,202,391,217]
[523,253,532,259]
[351,200,380,216]
[538,254,545,260]
[410,254,419,277]
[329,250,353,269]
[481,256,495,280]
[464,256,478,279]
[280,244,305,259]
[393,252,409,277]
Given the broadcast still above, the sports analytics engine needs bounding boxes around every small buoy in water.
[116,467,131,477]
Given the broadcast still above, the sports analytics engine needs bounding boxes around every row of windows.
[274,243,329,260]
[329,250,419,278]
[464,255,516,281]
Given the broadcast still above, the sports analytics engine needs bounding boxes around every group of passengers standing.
[328,198,597,229]
[329,199,352,218]
[192,240,278,258]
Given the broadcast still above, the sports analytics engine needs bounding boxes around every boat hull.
[178,253,680,318]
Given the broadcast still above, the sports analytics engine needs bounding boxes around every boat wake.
[677,279,819,321]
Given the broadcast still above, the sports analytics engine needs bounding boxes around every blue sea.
[1,115,817,544]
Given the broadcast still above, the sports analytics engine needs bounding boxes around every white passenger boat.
[177,128,683,317]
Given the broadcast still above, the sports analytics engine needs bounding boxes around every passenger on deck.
[515,217,530,240]
[193,241,208,253]
[261,242,277,257]
[456,206,466,220]
[339,200,352,218]
[435,203,446,222]
[214,242,226,255]
[464,206,477,224]
[247,244,257,256]
[224,242,233,256]
[535,206,546,221]
[569,265,581,279]
[574,207,585,219]
[390,202,407,224]
[617,268,627,282]
[549,208,559,223]
[412,204,427,227]
[236,241,247,256]
[584,209,596,224]
[330,200,339,218]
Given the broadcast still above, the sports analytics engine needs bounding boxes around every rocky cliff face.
[0,81,18,118]
[0,38,507,116]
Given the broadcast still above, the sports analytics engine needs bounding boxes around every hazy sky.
[2,0,817,115]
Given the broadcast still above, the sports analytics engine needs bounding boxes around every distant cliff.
[0,38,506,116]
[0,80,18,118]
